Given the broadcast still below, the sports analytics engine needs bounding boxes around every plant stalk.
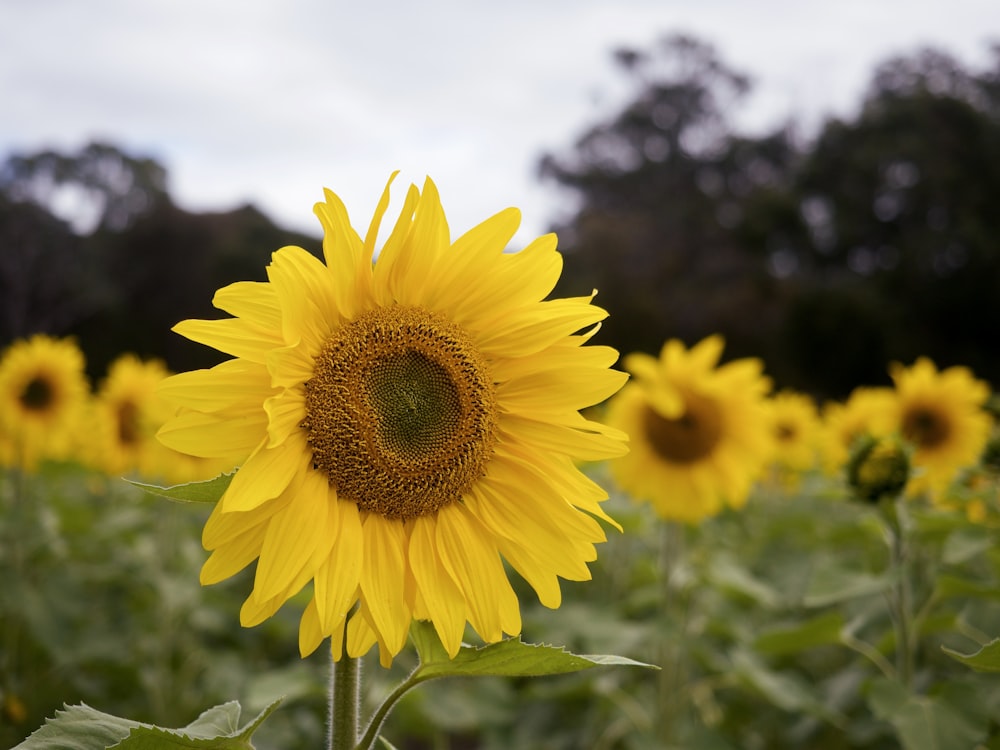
[329,650,361,750]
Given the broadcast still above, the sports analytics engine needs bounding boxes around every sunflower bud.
[847,434,910,503]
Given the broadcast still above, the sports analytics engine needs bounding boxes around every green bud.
[847,434,910,503]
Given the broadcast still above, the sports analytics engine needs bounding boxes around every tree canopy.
[541,36,1000,397]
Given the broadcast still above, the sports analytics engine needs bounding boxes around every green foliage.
[0,466,328,750]
[943,638,1000,672]
[14,700,280,750]
[408,621,655,679]
[6,461,1000,749]
[128,473,235,505]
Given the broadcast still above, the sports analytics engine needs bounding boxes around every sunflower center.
[902,406,949,449]
[117,401,141,445]
[19,376,54,412]
[643,390,723,464]
[776,423,797,442]
[302,305,498,520]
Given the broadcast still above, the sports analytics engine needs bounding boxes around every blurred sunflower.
[86,354,230,483]
[606,335,772,524]
[763,390,821,486]
[819,386,896,475]
[157,175,628,665]
[0,335,89,471]
[86,354,173,477]
[888,357,991,498]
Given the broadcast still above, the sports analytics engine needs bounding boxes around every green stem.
[329,652,361,750]
[656,521,686,745]
[890,498,916,689]
[356,669,427,750]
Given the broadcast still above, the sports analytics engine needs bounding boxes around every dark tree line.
[0,142,319,378]
[541,35,1000,398]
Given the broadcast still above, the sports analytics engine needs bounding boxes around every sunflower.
[763,390,821,487]
[0,334,89,471]
[818,386,896,476]
[84,354,171,477]
[156,175,628,665]
[888,357,991,498]
[606,335,772,524]
[86,353,230,483]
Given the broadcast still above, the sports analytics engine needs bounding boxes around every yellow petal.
[221,435,304,512]
[299,597,325,657]
[212,281,282,330]
[408,515,466,657]
[157,410,265,460]
[172,318,283,364]
[253,468,327,602]
[315,500,363,634]
[435,504,519,643]
[200,521,267,585]
[157,359,273,412]
[358,514,410,656]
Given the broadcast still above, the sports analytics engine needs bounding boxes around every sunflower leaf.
[13,700,281,750]
[409,621,656,679]
[942,638,1000,672]
[126,472,236,504]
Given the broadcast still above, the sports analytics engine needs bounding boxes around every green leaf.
[867,678,989,750]
[13,704,139,750]
[126,472,235,504]
[803,564,892,607]
[753,611,846,655]
[729,649,832,718]
[707,554,782,608]
[14,700,281,750]
[942,638,1000,672]
[934,573,1000,601]
[942,526,993,565]
[410,621,656,680]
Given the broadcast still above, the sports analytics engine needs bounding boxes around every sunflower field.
[2,172,1000,750]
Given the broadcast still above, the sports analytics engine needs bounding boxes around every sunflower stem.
[356,667,427,750]
[890,496,916,690]
[329,651,361,750]
[656,520,687,745]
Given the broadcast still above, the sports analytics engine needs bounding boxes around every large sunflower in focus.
[606,335,772,524]
[0,335,89,470]
[157,175,628,665]
[888,357,991,498]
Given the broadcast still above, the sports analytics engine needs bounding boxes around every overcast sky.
[2,0,997,246]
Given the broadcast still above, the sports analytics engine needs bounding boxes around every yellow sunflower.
[0,334,89,471]
[818,386,896,475]
[888,357,992,498]
[86,353,231,483]
[606,335,772,524]
[763,390,821,487]
[85,354,172,477]
[156,175,628,665]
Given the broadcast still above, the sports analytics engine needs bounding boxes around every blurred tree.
[541,37,1000,397]
[75,201,320,376]
[0,141,169,233]
[0,195,108,342]
[0,141,320,378]
[539,34,799,372]
[758,47,1000,392]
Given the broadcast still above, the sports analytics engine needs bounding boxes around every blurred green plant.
[5,456,1000,749]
